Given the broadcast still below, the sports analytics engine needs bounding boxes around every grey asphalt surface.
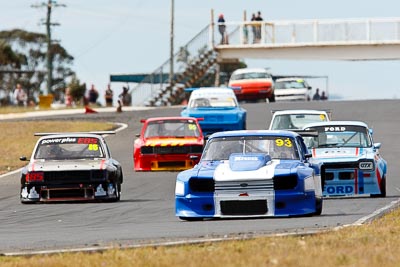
[0,100,398,254]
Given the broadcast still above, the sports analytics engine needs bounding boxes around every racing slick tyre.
[115,181,121,201]
[371,176,386,198]
[314,198,323,215]
[20,199,37,204]
[179,217,203,221]
[107,182,121,202]
[268,93,276,103]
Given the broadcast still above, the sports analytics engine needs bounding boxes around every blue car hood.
[194,155,300,180]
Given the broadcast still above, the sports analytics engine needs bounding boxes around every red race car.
[134,117,204,171]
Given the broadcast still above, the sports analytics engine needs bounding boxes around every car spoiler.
[270,109,332,119]
[289,130,319,137]
[34,131,116,136]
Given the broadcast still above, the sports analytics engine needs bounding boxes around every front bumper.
[176,190,317,218]
[20,183,118,202]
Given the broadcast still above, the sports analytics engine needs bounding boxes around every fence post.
[210,9,215,48]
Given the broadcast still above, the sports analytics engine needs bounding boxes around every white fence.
[216,18,400,47]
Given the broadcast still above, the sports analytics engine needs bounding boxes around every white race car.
[269,109,331,130]
[20,132,123,203]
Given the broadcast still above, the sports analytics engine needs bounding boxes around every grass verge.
[0,121,115,174]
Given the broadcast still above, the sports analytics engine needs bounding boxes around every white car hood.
[275,88,308,96]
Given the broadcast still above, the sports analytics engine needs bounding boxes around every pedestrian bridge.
[214,17,400,61]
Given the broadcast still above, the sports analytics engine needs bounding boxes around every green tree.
[0,29,74,103]
[68,75,86,104]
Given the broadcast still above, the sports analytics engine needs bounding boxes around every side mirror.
[19,156,27,161]
[189,155,199,160]
[374,143,381,149]
[308,86,312,90]
[182,106,187,110]
[135,133,140,138]
[304,153,312,159]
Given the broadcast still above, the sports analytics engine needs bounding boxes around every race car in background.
[228,68,275,102]
[175,130,323,220]
[134,117,204,171]
[20,132,123,203]
[269,109,331,130]
[181,87,247,136]
[304,121,387,197]
[274,78,312,101]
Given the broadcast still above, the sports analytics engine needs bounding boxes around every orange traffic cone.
[85,105,98,114]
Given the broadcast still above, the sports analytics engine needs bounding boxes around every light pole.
[169,0,174,85]
[32,0,65,95]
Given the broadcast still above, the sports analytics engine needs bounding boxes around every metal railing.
[130,25,212,106]
[216,17,400,47]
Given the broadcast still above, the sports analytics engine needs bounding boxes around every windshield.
[35,137,105,160]
[271,114,328,130]
[202,136,299,161]
[144,120,201,138]
[230,72,272,81]
[304,125,372,148]
[275,80,307,89]
[188,96,237,108]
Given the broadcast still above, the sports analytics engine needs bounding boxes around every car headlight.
[175,180,185,196]
[359,161,374,171]
[304,176,315,191]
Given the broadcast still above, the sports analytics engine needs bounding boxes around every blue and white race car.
[304,121,387,197]
[181,87,247,136]
[175,130,323,220]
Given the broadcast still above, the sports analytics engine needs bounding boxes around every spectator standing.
[313,88,321,101]
[217,14,228,44]
[320,91,328,100]
[65,87,73,107]
[0,88,7,106]
[104,84,114,107]
[255,11,263,42]
[250,13,257,43]
[88,84,99,105]
[119,86,132,106]
[13,83,27,107]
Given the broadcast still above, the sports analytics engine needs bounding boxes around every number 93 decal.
[275,138,292,147]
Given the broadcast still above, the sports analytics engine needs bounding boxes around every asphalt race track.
[0,99,398,254]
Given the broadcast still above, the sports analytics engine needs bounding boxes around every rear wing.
[34,131,116,136]
[289,130,319,138]
[184,86,241,92]
[270,109,332,120]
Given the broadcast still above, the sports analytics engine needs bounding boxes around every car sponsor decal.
[40,137,99,145]
[312,147,360,158]
[325,185,354,194]
[145,138,199,146]
[324,126,346,132]
[188,124,197,130]
[275,138,292,147]
[320,114,326,120]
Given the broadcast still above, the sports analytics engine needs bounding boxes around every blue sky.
[3,0,400,101]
